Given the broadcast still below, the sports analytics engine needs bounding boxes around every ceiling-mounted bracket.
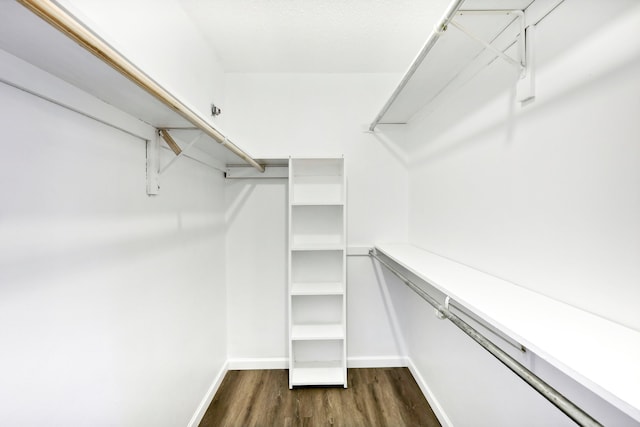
[452,9,535,103]
[146,129,204,195]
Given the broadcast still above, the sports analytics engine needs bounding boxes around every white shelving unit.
[288,158,347,389]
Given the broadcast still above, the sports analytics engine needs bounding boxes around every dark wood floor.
[199,368,441,427]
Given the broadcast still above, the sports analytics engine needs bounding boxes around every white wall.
[375,1,640,426]
[405,0,640,332]
[223,73,410,367]
[0,78,227,425]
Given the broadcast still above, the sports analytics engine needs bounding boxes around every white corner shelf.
[374,243,640,423]
[288,157,347,389]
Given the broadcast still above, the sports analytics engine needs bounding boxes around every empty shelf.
[291,324,344,340]
[291,201,344,206]
[290,244,345,251]
[291,282,344,295]
[290,361,345,386]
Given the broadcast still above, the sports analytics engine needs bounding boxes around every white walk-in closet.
[1,0,639,426]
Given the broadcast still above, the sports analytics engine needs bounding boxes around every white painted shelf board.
[382,13,515,124]
[372,0,548,126]
[0,1,247,165]
[291,175,344,205]
[290,362,344,386]
[291,244,345,252]
[291,282,344,295]
[290,158,344,174]
[374,243,640,422]
[291,324,344,341]
[291,198,345,206]
[462,0,533,10]
[291,201,345,206]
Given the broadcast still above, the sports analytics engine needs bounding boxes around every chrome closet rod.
[369,249,603,427]
[368,0,466,131]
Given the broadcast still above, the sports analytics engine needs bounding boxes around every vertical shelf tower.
[288,157,347,389]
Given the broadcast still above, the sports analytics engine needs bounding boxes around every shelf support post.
[517,25,536,103]
[146,136,160,195]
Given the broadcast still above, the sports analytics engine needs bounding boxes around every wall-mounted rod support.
[447,299,526,353]
[159,129,182,156]
[368,0,466,131]
[369,249,603,427]
[17,0,265,172]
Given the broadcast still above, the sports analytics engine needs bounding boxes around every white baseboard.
[227,357,288,370]
[406,357,453,427]
[187,360,229,427]
[347,355,407,368]
[226,356,407,370]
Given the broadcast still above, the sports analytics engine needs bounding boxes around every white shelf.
[291,204,344,247]
[369,0,557,128]
[0,1,252,166]
[291,324,344,341]
[291,244,345,252]
[374,243,640,422]
[291,282,344,295]
[291,251,343,284]
[291,179,344,205]
[290,362,345,386]
[290,158,345,205]
[288,157,347,388]
[291,201,344,206]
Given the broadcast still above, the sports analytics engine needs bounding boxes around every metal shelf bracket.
[452,10,535,103]
[146,129,204,195]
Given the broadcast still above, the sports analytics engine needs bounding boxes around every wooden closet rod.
[17,0,265,173]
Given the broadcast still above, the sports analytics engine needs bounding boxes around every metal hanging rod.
[17,0,265,173]
[369,249,604,427]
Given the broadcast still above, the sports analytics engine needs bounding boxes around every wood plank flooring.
[199,368,441,427]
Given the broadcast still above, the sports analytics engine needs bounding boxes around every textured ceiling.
[178,0,453,73]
